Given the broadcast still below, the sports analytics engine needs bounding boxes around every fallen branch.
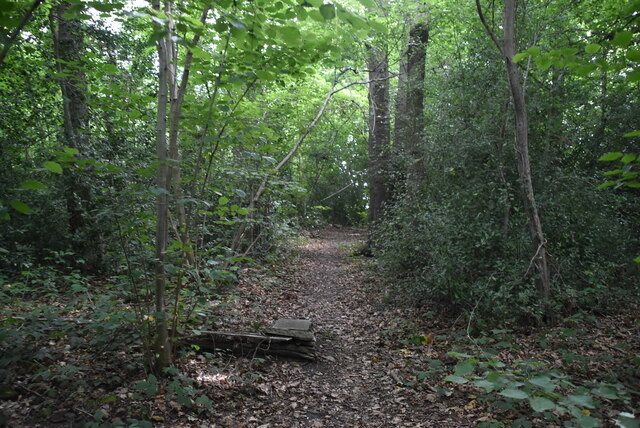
[178,330,316,361]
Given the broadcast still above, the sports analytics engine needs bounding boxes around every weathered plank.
[264,318,315,342]
[271,319,312,331]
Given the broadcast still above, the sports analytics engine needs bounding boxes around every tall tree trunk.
[50,2,101,270]
[151,2,210,370]
[391,55,408,196]
[402,23,429,186]
[152,0,172,370]
[367,46,390,227]
[476,0,551,319]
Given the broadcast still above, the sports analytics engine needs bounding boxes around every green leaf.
[626,70,640,83]
[634,256,640,263]
[454,360,475,376]
[368,19,387,33]
[529,396,555,412]
[598,181,618,189]
[21,180,47,190]
[44,161,63,174]
[499,388,529,400]
[88,2,116,12]
[63,147,79,156]
[527,46,541,56]
[195,394,213,410]
[591,386,618,400]
[534,55,552,70]
[256,70,274,81]
[621,154,637,164]
[135,374,158,396]
[10,200,32,214]
[473,379,496,392]
[100,394,117,403]
[626,49,640,62]
[279,26,301,44]
[319,4,336,20]
[218,196,230,206]
[514,52,528,63]
[612,31,633,48]
[308,9,324,22]
[568,394,596,409]
[623,130,640,137]
[102,63,118,74]
[446,351,472,358]
[598,152,623,161]
[444,375,468,384]
[603,169,622,176]
[616,412,639,428]
[237,207,249,215]
[528,376,556,393]
[585,43,601,54]
[357,0,375,7]
[575,415,601,428]
[235,189,247,198]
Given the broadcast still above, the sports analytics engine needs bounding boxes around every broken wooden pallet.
[179,319,315,361]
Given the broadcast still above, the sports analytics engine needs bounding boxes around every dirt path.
[218,228,466,427]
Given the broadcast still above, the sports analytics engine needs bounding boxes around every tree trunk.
[152,0,172,370]
[402,23,429,186]
[367,46,390,226]
[476,0,551,319]
[50,2,101,270]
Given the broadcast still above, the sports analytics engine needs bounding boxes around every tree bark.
[367,47,390,226]
[152,0,172,370]
[476,0,551,318]
[403,23,429,186]
[50,2,101,270]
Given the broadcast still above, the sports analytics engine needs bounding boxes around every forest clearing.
[1,0,639,426]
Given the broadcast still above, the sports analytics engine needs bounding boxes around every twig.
[522,239,546,279]
[319,182,354,202]
[475,0,503,53]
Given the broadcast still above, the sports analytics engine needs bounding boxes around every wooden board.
[264,319,314,342]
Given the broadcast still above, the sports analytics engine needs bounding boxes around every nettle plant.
[444,351,636,428]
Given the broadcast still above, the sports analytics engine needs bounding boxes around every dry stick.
[230,78,379,253]
[0,0,44,67]
[241,227,264,258]
[522,239,546,279]
[319,182,354,202]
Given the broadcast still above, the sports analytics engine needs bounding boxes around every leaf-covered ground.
[1,227,638,427]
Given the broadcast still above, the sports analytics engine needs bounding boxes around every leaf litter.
[1,227,638,426]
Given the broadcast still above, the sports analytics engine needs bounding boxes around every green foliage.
[445,351,635,428]
[374,0,640,325]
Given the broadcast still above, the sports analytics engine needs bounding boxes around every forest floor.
[208,226,473,427]
[1,227,638,427]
